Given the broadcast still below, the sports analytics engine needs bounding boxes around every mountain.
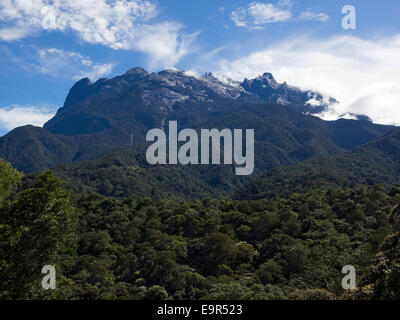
[33,103,390,200]
[0,125,129,173]
[0,67,393,175]
[0,126,75,173]
[235,127,400,200]
[241,72,337,113]
[44,68,335,137]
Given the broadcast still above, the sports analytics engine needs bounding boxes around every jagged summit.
[59,66,336,114]
[125,66,148,74]
[125,67,149,78]
[260,72,278,84]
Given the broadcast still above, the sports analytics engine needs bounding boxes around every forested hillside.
[27,124,399,202]
[52,150,252,200]
[235,127,400,200]
[2,159,400,300]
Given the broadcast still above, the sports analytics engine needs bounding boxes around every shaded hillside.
[0,126,130,173]
[51,117,397,201]
[235,127,400,200]
[51,150,253,200]
[0,101,393,174]
[0,126,75,173]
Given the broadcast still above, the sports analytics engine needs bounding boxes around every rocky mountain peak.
[261,72,278,87]
[60,67,337,116]
[125,67,149,76]
[63,77,93,108]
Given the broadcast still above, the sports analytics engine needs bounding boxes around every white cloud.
[134,23,198,69]
[35,48,114,80]
[231,1,329,29]
[0,0,157,46]
[215,35,400,126]
[0,26,34,40]
[232,1,292,29]
[298,10,330,22]
[2,46,114,81]
[0,0,195,69]
[0,105,56,133]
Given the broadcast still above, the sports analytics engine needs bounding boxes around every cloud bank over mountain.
[215,34,400,126]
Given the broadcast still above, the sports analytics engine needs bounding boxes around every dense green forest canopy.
[1,158,400,300]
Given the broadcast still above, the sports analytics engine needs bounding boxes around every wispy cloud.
[0,105,56,134]
[0,26,35,41]
[231,1,329,29]
[298,10,330,23]
[35,48,114,80]
[0,0,196,69]
[133,24,199,69]
[2,46,114,81]
[215,35,400,126]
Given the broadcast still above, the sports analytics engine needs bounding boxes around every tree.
[355,232,400,300]
[0,159,22,203]
[0,169,79,299]
[257,260,284,285]
[203,233,237,275]
[145,285,170,300]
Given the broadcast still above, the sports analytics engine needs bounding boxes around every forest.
[1,158,399,300]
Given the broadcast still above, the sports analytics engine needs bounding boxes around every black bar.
[1,300,395,319]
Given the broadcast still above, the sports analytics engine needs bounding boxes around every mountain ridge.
[0,66,394,177]
[47,67,335,123]
[234,126,400,200]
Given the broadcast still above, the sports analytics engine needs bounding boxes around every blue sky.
[0,0,400,135]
